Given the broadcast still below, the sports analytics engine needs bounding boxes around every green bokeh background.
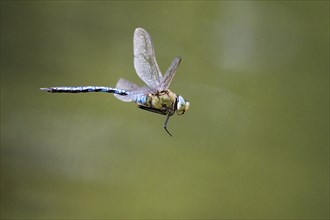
[1,1,329,219]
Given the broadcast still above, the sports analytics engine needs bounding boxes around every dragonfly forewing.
[160,57,181,90]
[134,27,163,89]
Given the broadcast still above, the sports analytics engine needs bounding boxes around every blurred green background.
[1,1,329,219]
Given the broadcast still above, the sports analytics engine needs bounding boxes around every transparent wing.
[114,78,140,102]
[134,27,163,89]
[114,78,152,102]
[160,57,181,90]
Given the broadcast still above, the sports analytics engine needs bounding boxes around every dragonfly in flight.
[41,27,190,136]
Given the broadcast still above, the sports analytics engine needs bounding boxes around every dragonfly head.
[176,95,190,115]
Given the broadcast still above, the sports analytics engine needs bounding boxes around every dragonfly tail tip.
[40,88,51,92]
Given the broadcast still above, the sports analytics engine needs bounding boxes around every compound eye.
[176,96,188,115]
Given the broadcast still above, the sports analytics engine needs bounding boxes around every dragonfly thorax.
[152,90,177,110]
[135,90,184,115]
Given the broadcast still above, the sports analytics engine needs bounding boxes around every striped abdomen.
[40,86,128,95]
[134,95,149,105]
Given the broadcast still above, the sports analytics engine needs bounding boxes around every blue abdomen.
[135,95,148,105]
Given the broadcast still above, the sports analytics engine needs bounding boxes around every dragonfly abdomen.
[134,95,149,105]
[40,86,128,95]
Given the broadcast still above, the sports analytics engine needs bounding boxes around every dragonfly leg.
[137,105,168,115]
[164,112,173,137]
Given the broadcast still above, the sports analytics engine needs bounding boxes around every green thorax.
[141,90,177,112]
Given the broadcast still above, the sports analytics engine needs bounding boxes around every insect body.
[41,28,189,136]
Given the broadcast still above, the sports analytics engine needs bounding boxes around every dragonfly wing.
[115,78,140,90]
[134,28,163,89]
[114,78,140,102]
[160,57,181,90]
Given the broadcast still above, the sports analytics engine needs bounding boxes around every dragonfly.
[41,27,190,136]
